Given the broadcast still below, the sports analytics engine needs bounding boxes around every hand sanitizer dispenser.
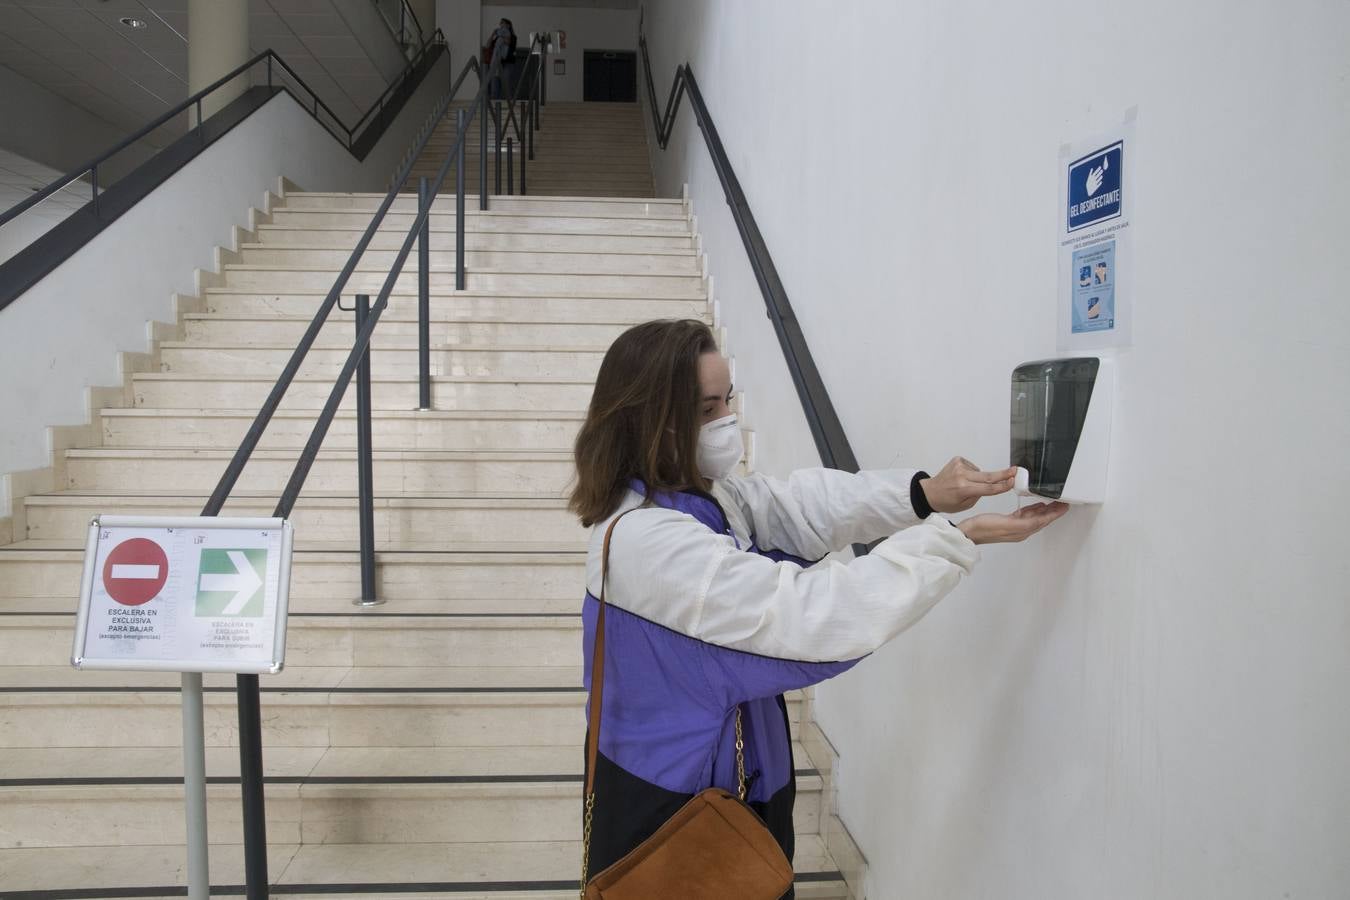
[1010,356,1115,504]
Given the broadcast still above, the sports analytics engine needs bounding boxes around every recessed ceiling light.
[119,17,148,29]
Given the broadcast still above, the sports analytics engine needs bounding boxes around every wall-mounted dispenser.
[1010,356,1115,504]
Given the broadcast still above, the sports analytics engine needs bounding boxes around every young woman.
[571,319,1066,891]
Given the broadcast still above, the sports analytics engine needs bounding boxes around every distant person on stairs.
[569,319,1067,895]
[486,17,517,101]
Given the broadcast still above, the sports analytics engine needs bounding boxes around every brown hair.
[569,319,718,527]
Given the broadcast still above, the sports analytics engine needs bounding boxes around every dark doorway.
[583,50,637,102]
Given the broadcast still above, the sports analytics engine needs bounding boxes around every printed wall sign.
[1058,113,1136,350]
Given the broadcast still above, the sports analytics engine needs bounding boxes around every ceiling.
[0,0,408,152]
[0,146,85,218]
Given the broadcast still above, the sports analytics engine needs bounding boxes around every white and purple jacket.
[581,468,979,880]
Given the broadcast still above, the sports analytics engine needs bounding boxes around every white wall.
[485,3,638,103]
[331,0,411,82]
[437,0,484,81]
[0,56,449,511]
[642,1,1350,897]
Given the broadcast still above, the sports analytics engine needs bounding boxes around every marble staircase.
[0,149,860,896]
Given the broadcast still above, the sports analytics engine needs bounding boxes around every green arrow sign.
[196,549,267,617]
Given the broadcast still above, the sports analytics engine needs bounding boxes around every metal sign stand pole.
[181,671,210,899]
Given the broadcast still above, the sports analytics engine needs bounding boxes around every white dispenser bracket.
[1010,356,1115,504]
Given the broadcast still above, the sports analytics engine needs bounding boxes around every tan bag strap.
[584,509,631,798]
[581,507,746,894]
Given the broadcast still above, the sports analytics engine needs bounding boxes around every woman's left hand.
[920,457,1017,513]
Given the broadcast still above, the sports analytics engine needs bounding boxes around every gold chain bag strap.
[580,511,794,899]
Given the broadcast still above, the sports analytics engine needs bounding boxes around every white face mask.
[696,414,743,480]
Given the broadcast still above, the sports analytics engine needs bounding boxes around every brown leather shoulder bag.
[580,510,794,899]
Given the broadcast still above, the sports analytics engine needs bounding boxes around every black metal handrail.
[637,32,860,476]
[488,33,547,196]
[499,34,546,135]
[207,51,505,898]
[0,30,447,231]
[201,53,490,517]
[401,0,425,45]
[373,0,426,56]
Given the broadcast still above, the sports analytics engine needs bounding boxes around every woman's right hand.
[957,502,1069,544]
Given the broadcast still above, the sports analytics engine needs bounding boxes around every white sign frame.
[73,515,294,674]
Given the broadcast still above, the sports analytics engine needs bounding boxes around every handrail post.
[417,176,431,409]
[266,55,272,89]
[90,166,99,217]
[456,108,467,289]
[527,98,534,160]
[520,108,528,194]
[237,673,267,899]
[353,294,381,606]
[479,90,488,210]
[494,101,503,195]
[506,136,514,196]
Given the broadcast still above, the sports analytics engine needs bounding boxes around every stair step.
[0,777,821,848]
[251,226,692,251]
[218,265,705,295]
[159,343,607,379]
[266,208,689,233]
[22,492,584,545]
[417,143,648,157]
[280,195,680,218]
[413,164,654,181]
[180,315,639,348]
[64,448,577,494]
[0,742,815,780]
[5,607,586,665]
[200,289,708,321]
[236,247,700,275]
[132,372,596,412]
[0,670,807,750]
[100,408,585,451]
[496,189,659,198]
[3,612,583,669]
[0,837,848,897]
[423,145,651,159]
[0,546,586,611]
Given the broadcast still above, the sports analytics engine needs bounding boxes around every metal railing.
[486,34,549,197]
[373,0,427,58]
[0,32,449,311]
[0,33,445,231]
[637,31,861,476]
[199,50,531,895]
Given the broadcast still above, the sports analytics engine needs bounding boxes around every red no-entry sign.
[102,538,169,606]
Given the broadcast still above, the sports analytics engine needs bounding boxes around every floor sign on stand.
[72,515,295,900]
